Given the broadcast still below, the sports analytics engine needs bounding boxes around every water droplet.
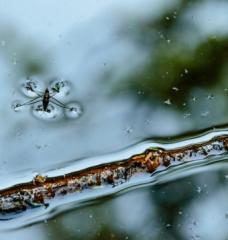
[20,76,44,98]
[32,103,62,120]
[167,39,171,44]
[166,17,170,21]
[49,79,71,99]
[64,102,83,119]
[11,100,25,112]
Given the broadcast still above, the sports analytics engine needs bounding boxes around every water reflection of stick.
[0,135,227,216]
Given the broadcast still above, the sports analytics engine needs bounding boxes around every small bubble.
[65,102,83,119]
[166,17,170,20]
[167,39,171,44]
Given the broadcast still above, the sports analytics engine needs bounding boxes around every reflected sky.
[0,0,228,239]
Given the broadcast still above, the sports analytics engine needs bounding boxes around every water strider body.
[42,88,50,112]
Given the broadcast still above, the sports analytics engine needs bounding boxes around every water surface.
[0,0,228,239]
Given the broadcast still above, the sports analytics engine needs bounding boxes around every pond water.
[0,0,228,239]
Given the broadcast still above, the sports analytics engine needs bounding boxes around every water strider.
[12,78,83,120]
[14,80,75,112]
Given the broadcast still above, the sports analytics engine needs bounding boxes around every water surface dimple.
[11,100,25,112]
[32,103,63,121]
[48,79,71,99]
[20,76,45,98]
[64,102,83,119]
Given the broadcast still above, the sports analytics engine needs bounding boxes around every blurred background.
[0,0,228,239]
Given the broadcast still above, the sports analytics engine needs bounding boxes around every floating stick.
[0,135,227,215]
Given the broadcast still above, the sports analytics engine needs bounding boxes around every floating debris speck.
[164,99,172,105]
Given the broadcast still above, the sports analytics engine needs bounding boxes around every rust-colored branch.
[0,135,227,215]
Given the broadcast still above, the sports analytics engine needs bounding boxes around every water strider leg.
[21,97,42,106]
[49,98,72,110]
[14,96,42,110]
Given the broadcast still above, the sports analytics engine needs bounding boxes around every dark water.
[0,0,228,239]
